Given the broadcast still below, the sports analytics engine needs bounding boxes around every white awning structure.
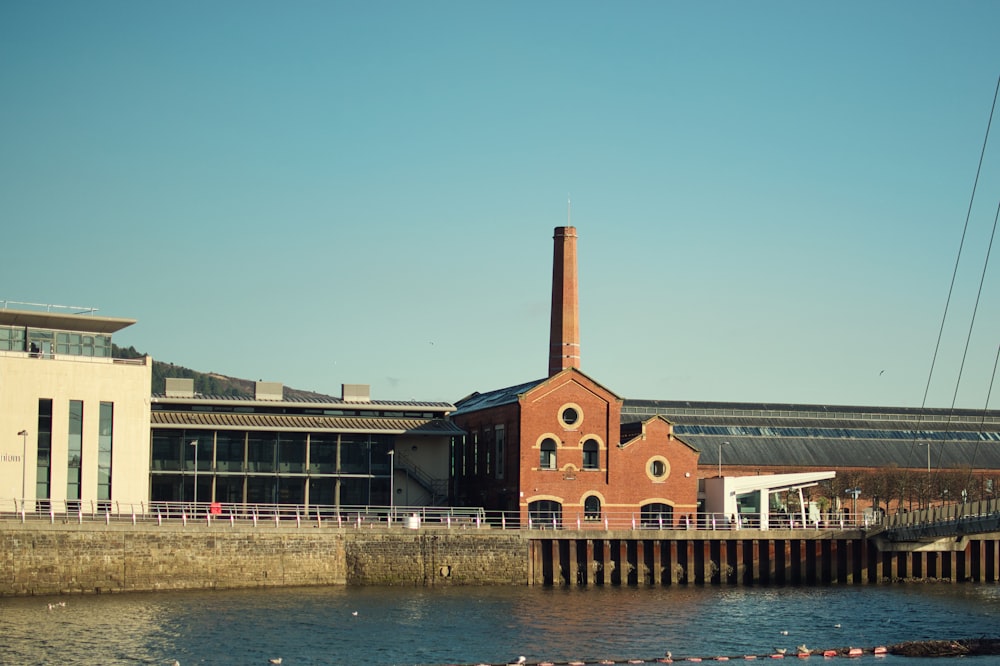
[703,471,837,530]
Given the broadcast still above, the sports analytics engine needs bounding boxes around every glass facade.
[149,429,396,508]
[0,325,110,357]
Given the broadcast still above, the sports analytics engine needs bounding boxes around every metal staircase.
[393,451,449,506]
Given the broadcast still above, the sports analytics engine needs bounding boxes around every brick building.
[451,227,701,526]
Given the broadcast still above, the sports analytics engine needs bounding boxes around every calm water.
[1,584,999,666]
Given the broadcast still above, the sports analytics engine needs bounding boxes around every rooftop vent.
[255,381,283,401]
[342,384,371,402]
[165,377,195,398]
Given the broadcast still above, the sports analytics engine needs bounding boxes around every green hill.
[113,344,334,401]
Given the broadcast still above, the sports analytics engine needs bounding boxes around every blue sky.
[2,1,999,409]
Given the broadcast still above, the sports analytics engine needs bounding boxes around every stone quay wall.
[0,522,530,597]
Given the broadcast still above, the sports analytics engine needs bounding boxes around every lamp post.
[719,441,728,478]
[846,488,861,525]
[17,429,28,509]
[189,440,198,511]
[387,449,395,520]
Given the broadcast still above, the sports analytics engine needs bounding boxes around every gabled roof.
[452,368,623,417]
[619,414,700,453]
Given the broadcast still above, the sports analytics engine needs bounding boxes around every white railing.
[1,499,871,532]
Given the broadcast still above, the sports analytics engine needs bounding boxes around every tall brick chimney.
[548,226,580,376]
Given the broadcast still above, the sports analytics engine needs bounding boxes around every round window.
[559,403,583,429]
[647,456,670,481]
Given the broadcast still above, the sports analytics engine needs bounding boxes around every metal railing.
[2,499,873,532]
[882,498,1000,541]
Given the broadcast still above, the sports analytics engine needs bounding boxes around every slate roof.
[622,399,1000,470]
[452,378,547,416]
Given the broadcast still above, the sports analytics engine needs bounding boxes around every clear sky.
[2,2,999,409]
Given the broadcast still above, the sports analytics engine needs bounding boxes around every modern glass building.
[149,380,462,510]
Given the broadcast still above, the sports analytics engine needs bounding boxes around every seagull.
[268,659,282,665]
[774,648,787,655]
[797,645,809,654]
[351,611,358,616]
[513,658,527,665]
[779,630,789,635]
[834,623,842,629]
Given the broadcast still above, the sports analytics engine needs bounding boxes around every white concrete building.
[0,304,152,512]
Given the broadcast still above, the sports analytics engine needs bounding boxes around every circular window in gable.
[559,403,583,429]
[646,456,670,482]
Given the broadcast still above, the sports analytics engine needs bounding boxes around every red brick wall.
[454,370,701,526]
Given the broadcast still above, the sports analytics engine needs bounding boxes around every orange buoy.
[873,647,887,655]
[847,648,862,657]
[822,650,837,658]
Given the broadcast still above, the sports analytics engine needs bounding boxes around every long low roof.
[624,399,1000,470]
[151,411,465,436]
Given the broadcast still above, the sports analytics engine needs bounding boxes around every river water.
[1,584,998,666]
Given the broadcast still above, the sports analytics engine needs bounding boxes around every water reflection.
[0,585,998,665]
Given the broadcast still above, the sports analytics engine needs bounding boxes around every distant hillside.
[113,344,336,401]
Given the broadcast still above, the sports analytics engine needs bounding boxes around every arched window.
[529,499,562,528]
[584,495,601,521]
[540,438,557,470]
[641,503,674,528]
[582,439,599,470]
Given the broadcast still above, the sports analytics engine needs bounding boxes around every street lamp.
[17,429,28,509]
[387,450,395,520]
[719,441,728,478]
[189,440,198,511]
[846,488,861,524]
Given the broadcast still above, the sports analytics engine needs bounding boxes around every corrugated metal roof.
[679,434,1000,470]
[151,394,455,410]
[151,411,465,435]
[623,399,1000,470]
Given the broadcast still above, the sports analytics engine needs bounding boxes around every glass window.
[584,495,601,521]
[67,400,83,501]
[248,433,277,473]
[36,399,52,500]
[151,431,183,471]
[582,439,599,470]
[559,404,582,428]
[641,503,674,527]
[97,402,113,502]
[309,434,337,474]
[215,431,245,472]
[649,459,667,479]
[277,433,306,473]
[529,499,562,527]
[494,425,505,480]
[340,435,371,474]
[540,438,557,470]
